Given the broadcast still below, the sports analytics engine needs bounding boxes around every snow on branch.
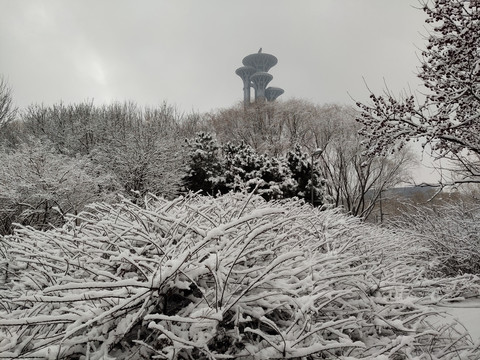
[0,192,479,358]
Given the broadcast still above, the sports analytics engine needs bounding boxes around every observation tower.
[235,49,284,107]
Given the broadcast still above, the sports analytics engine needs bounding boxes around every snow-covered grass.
[0,193,479,359]
[386,201,480,278]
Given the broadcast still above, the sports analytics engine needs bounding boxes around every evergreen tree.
[286,145,325,206]
[182,133,225,195]
[183,135,325,205]
[222,142,263,191]
[222,142,292,200]
[258,155,294,200]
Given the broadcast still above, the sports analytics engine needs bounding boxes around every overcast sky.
[1,0,428,112]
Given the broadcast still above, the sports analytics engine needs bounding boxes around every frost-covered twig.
[0,193,478,359]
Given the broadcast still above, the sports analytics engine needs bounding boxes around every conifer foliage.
[182,132,224,195]
[182,133,326,205]
[286,145,325,205]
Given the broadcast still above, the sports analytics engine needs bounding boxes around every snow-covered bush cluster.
[0,140,120,235]
[387,201,480,278]
[1,193,479,359]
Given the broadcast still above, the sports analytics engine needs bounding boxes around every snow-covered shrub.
[0,193,479,359]
[386,201,480,277]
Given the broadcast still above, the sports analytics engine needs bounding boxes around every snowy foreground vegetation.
[1,193,480,359]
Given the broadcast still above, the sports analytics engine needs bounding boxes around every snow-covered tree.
[20,101,99,155]
[286,145,326,206]
[209,101,411,212]
[0,76,16,128]
[182,132,225,195]
[0,140,119,234]
[92,137,184,201]
[316,109,413,218]
[357,0,480,184]
[183,134,326,203]
[208,100,319,156]
[207,102,282,155]
[0,76,18,148]
[15,101,187,200]
[222,142,263,187]
[222,142,293,200]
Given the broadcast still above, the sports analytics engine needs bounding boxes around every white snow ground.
[432,298,480,341]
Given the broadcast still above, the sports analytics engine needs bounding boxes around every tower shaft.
[250,72,273,102]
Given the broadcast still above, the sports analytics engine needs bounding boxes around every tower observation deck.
[242,53,277,72]
[265,87,284,102]
[235,49,284,107]
[250,72,273,101]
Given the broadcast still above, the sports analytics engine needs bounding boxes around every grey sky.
[1,0,427,113]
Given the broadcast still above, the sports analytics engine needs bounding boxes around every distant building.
[235,50,284,107]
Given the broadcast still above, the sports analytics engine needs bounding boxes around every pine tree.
[182,133,225,195]
[222,142,292,200]
[286,145,325,206]
[222,142,262,191]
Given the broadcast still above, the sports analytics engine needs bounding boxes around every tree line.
[0,86,413,234]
